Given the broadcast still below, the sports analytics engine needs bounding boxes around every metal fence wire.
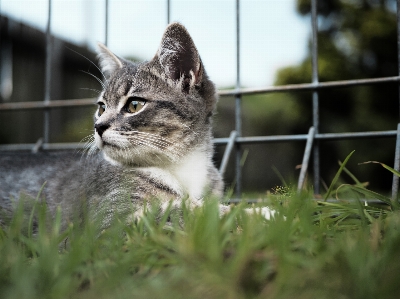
[1,0,400,202]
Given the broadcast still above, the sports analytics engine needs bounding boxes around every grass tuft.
[1,152,400,298]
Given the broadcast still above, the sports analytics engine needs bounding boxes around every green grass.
[1,153,400,299]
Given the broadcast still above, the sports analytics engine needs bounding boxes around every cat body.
[0,23,228,230]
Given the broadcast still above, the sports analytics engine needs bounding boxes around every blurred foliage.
[2,160,400,299]
[220,0,399,193]
[282,0,398,135]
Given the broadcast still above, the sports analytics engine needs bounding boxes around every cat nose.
[95,122,110,137]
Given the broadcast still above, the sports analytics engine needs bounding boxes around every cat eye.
[97,102,106,117]
[126,97,146,114]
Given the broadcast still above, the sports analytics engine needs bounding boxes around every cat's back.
[0,151,80,203]
[0,151,180,207]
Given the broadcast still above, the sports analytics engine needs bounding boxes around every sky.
[0,0,310,88]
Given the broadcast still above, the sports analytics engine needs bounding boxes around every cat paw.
[245,206,277,220]
[256,207,276,220]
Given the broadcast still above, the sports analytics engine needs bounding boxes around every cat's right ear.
[97,43,124,78]
[156,23,203,93]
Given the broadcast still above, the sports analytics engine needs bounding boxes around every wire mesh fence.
[1,0,400,201]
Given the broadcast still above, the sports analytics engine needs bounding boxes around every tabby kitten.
[0,23,273,231]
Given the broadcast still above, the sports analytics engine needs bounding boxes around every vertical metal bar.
[398,0,400,122]
[0,1,2,103]
[43,0,52,144]
[219,131,237,177]
[0,0,1,101]
[312,96,320,194]
[105,0,109,46]
[391,124,400,202]
[311,0,320,195]
[391,0,400,202]
[235,0,242,198]
[167,0,170,24]
[297,127,315,192]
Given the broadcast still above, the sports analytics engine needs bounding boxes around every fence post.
[392,124,400,202]
[235,0,242,199]
[398,0,400,122]
[297,127,315,192]
[219,131,237,177]
[167,0,170,24]
[311,0,320,195]
[43,0,52,145]
[105,0,109,46]
[394,0,400,203]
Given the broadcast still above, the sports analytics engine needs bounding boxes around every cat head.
[94,23,218,166]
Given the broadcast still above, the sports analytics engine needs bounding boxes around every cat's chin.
[94,134,104,150]
[102,153,122,166]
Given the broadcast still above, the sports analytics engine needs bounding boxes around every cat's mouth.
[95,129,124,149]
[95,132,111,150]
[94,128,185,166]
[101,140,114,147]
[96,137,120,150]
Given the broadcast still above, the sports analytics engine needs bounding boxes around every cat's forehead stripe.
[103,74,133,105]
[117,86,136,110]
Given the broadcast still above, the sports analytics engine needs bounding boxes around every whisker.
[122,131,173,147]
[66,46,108,82]
[78,135,96,158]
[125,135,171,150]
[102,130,186,163]
[80,70,106,89]
[138,137,184,159]
[80,134,94,142]
[80,87,103,94]
[181,123,199,136]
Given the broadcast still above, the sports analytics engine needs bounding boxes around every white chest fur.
[140,148,209,200]
[169,149,209,200]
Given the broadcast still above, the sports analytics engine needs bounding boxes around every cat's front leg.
[245,206,277,220]
[220,205,277,220]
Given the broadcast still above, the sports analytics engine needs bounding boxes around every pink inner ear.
[194,62,202,85]
[167,50,198,83]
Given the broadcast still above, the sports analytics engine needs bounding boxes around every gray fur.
[0,23,227,232]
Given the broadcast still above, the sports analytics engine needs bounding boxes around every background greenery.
[215,0,399,194]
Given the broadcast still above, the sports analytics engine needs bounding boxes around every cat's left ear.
[97,43,124,78]
[156,23,203,93]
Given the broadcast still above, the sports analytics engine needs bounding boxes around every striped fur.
[0,23,226,232]
[0,23,275,233]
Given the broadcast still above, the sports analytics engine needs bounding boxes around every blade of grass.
[363,209,375,223]
[339,161,364,186]
[272,165,288,187]
[346,185,393,208]
[335,212,352,226]
[355,198,368,227]
[240,148,249,167]
[28,182,47,239]
[359,161,400,177]
[324,150,355,201]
